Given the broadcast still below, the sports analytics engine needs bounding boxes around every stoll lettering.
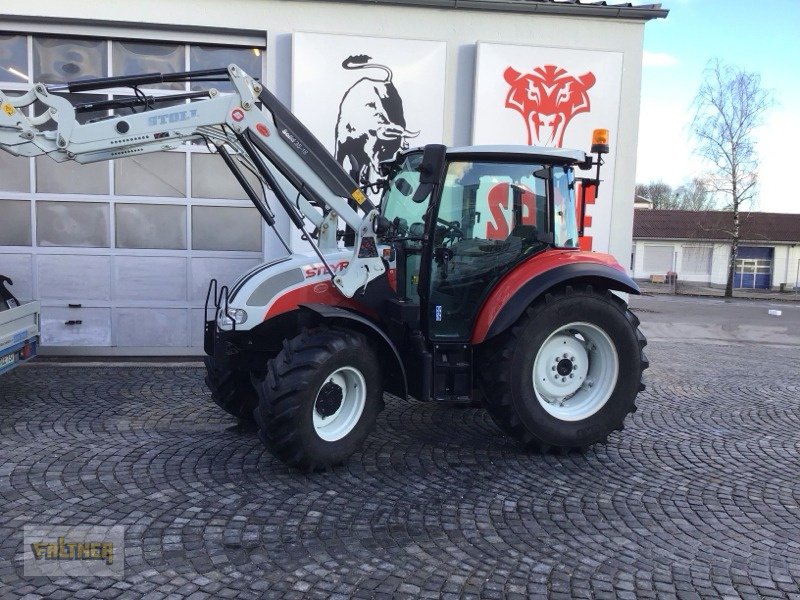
[147,109,198,127]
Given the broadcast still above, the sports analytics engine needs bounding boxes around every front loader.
[0,65,647,471]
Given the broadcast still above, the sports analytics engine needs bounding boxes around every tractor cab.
[377,143,605,403]
[380,145,589,340]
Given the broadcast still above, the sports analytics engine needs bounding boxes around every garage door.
[734,246,773,289]
[643,245,674,275]
[0,32,278,352]
[681,245,713,282]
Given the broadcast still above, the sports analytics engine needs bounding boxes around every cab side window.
[428,160,550,339]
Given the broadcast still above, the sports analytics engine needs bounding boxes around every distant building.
[632,210,800,290]
[634,195,654,210]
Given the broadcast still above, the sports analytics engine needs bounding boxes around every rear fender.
[472,252,640,344]
[298,303,407,400]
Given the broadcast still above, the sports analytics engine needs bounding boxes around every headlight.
[217,307,248,330]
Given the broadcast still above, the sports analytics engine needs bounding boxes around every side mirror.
[533,166,551,180]
[412,144,447,203]
[394,177,413,197]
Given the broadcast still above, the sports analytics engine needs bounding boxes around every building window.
[115,203,187,250]
[1,32,264,253]
[112,41,185,90]
[192,206,262,251]
[36,157,109,195]
[0,34,28,81]
[190,46,262,92]
[0,152,30,192]
[36,201,110,248]
[33,37,108,83]
[115,153,187,198]
[0,200,32,246]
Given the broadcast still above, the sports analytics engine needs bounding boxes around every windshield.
[380,152,427,236]
[381,152,579,249]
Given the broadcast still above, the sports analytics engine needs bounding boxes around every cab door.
[426,159,552,341]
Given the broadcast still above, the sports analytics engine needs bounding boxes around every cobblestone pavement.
[1,341,799,599]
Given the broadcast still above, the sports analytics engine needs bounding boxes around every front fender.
[472,254,640,344]
[298,303,407,400]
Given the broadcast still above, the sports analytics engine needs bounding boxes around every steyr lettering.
[304,261,349,279]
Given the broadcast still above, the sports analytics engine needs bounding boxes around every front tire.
[204,356,259,422]
[478,285,648,451]
[252,327,384,471]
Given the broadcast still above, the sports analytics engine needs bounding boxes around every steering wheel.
[436,218,464,244]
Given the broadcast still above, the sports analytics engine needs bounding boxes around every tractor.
[0,65,647,471]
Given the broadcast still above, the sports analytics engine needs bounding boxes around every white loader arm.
[0,64,386,298]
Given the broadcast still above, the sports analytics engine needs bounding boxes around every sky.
[636,0,800,213]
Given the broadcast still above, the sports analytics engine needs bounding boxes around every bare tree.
[635,177,716,211]
[635,181,675,209]
[674,176,715,212]
[691,59,772,297]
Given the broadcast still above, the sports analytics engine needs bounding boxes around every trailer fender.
[473,262,640,344]
[298,303,407,400]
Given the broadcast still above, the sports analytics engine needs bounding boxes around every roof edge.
[285,0,669,21]
[633,236,800,245]
[0,13,267,45]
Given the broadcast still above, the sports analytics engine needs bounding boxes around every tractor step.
[432,343,473,403]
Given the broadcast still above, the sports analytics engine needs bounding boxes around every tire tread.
[204,356,259,422]
[478,285,647,452]
[252,326,383,471]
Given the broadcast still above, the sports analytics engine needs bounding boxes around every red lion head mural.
[504,65,596,147]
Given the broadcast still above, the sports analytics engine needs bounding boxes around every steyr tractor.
[0,65,647,471]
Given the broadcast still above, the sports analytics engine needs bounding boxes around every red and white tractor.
[0,65,647,471]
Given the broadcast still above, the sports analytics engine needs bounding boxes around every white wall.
[710,243,731,286]
[634,239,800,289]
[775,244,800,289]
[634,240,722,284]
[3,0,648,272]
[792,246,800,289]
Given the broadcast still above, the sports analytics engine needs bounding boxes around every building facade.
[632,210,800,291]
[0,0,666,354]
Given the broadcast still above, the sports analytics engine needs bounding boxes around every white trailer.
[0,300,40,375]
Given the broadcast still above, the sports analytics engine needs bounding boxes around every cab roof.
[446,145,588,164]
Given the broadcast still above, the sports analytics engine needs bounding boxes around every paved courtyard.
[1,320,800,598]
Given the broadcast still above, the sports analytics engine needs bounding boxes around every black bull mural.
[334,55,419,200]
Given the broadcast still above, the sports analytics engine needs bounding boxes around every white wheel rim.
[532,321,619,422]
[312,366,367,442]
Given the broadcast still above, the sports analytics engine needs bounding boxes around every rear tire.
[478,285,648,451]
[252,327,384,472]
[204,356,259,422]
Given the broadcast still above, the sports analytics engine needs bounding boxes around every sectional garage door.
[642,244,674,276]
[680,245,713,282]
[734,246,773,289]
[0,31,281,352]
